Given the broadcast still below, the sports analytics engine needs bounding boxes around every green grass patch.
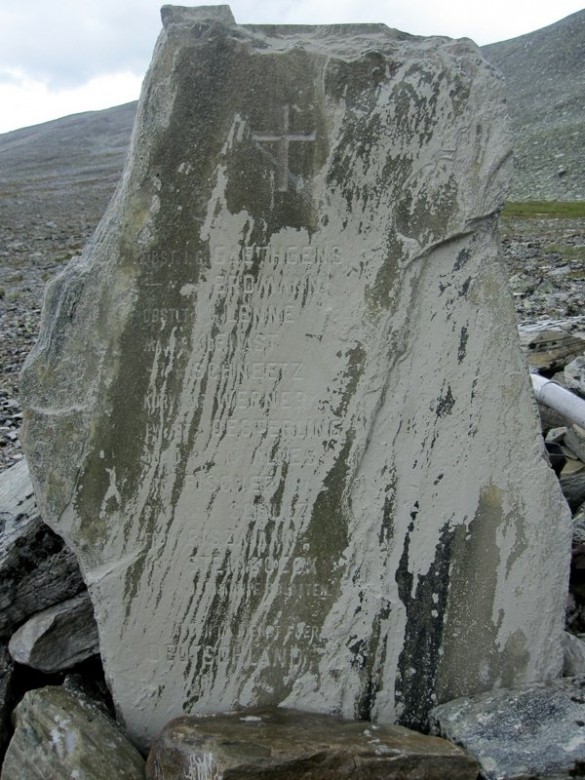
[545,244,585,258]
[502,201,585,219]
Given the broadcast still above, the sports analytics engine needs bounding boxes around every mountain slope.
[0,102,136,226]
[483,9,585,200]
[0,9,584,221]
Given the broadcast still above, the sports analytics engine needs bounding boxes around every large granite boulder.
[430,677,585,780]
[146,707,479,779]
[1,686,145,780]
[21,4,570,746]
[0,460,85,637]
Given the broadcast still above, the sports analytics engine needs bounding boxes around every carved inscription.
[252,105,316,192]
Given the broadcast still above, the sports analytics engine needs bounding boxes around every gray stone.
[430,677,585,780]
[562,632,585,676]
[0,460,85,638]
[546,426,568,445]
[161,3,235,26]
[8,591,99,672]
[1,686,145,780]
[146,707,479,780]
[21,5,570,747]
[519,323,585,372]
[561,472,585,513]
[0,644,15,760]
[565,424,585,464]
[565,355,585,394]
[574,503,585,544]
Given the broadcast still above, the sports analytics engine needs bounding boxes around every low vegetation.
[502,201,585,219]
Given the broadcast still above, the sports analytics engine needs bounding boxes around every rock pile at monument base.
[430,677,585,780]
[145,707,479,779]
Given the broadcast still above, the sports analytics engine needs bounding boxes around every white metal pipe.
[531,373,585,430]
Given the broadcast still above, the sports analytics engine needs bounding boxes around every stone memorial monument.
[21,4,571,747]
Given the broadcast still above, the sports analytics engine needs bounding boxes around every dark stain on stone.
[435,386,455,417]
[395,518,455,732]
[457,327,468,363]
[379,485,395,548]
[270,460,288,517]
[333,343,366,418]
[459,276,472,297]
[353,598,392,721]
[454,248,470,271]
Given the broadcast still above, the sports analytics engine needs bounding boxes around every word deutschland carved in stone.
[21,4,571,747]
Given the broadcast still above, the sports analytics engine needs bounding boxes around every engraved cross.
[252,105,316,192]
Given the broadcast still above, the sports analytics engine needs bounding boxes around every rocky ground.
[1,213,584,471]
[504,216,585,325]
[0,217,93,471]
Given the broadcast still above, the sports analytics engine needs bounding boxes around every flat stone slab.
[1,686,145,780]
[146,707,479,779]
[0,645,15,761]
[8,591,99,672]
[519,323,585,372]
[430,677,585,780]
[21,3,571,747]
[0,460,85,638]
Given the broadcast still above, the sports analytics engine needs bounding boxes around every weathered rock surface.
[519,323,585,372]
[0,686,145,780]
[0,645,15,760]
[566,357,585,396]
[574,503,585,542]
[8,591,99,672]
[561,472,585,513]
[566,425,585,464]
[0,460,85,637]
[146,707,479,780]
[21,4,570,746]
[562,632,585,676]
[430,677,585,780]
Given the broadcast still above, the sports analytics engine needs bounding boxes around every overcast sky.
[0,0,583,134]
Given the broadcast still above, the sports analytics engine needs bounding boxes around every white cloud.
[0,0,584,134]
[0,69,143,134]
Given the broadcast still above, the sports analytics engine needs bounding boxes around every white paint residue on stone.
[186,752,221,780]
[101,467,121,512]
[563,733,585,752]
[50,718,76,760]
[180,283,197,297]
[150,194,161,216]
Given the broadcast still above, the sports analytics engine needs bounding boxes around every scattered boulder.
[0,460,85,638]
[430,677,585,780]
[566,356,585,395]
[0,644,15,760]
[519,322,585,371]
[8,591,99,673]
[561,471,585,513]
[566,424,585,463]
[1,685,145,780]
[574,502,585,544]
[146,707,479,780]
[562,632,585,676]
